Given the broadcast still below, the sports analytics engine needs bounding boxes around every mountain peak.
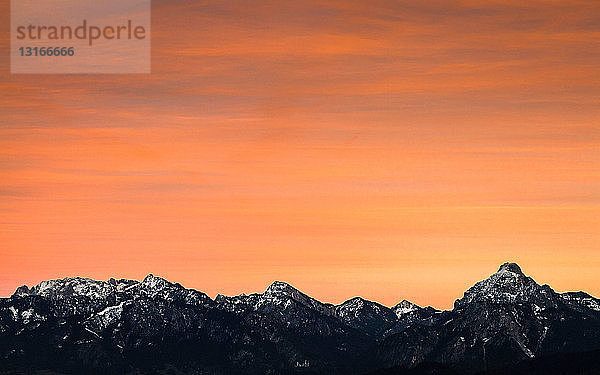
[2,272,600,374]
[265,281,298,295]
[497,262,524,275]
[392,300,420,315]
[140,274,176,293]
[455,262,553,307]
[261,281,332,313]
[11,285,30,298]
[337,297,377,312]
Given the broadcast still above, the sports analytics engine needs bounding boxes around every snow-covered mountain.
[1,263,599,374]
[377,263,600,373]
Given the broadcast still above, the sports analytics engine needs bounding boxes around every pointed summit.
[140,274,174,293]
[11,285,30,298]
[264,281,299,296]
[455,262,555,308]
[497,262,524,275]
[392,300,420,316]
[261,281,332,313]
[142,273,172,284]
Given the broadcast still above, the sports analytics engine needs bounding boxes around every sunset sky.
[1,0,599,309]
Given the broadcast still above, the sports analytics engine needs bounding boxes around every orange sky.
[1,0,599,309]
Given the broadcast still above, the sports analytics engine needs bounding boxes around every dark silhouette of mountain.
[0,263,599,374]
[367,362,461,375]
[367,350,600,375]
[475,348,600,375]
[375,263,600,373]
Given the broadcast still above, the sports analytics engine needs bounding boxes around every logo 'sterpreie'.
[11,0,150,73]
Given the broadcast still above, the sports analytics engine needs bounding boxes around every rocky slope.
[0,263,599,374]
[376,263,600,373]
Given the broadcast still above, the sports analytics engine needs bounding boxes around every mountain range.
[1,262,599,374]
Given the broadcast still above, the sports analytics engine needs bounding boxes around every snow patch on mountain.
[455,262,555,307]
[560,292,600,312]
[393,300,420,317]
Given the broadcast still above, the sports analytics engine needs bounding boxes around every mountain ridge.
[11,276,437,312]
[1,262,599,374]
[9,262,597,311]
